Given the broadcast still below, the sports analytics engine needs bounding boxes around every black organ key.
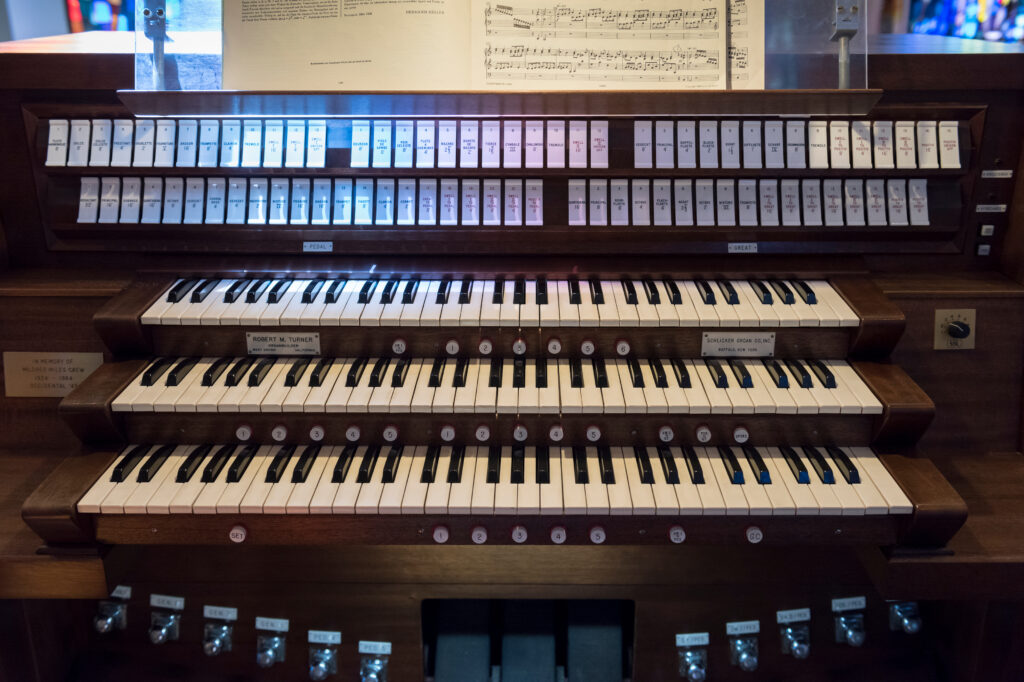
[225,358,255,387]
[591,358,609,388]
[391,357,411,387]
[324,278,347,304]
[346,357,369,386]
[642,278,660,304]
[380,446,403,484]
[656,445,680,485]
[226,445,258,483]
[681,446,704,484]
[536,276,549,305]
[245,278,272,303]
[535,446,551,484]
[648,359,668,388]
[141,357,175,387]
[826,446,860,484]
[302,279,325,304]
[626,357,644,388]
[749,280,773,305]
[785,359,813,388]
[718,446,744,484]
[694,279,716,305]
[421,446,441,484]
[588,277,605,305]
[568,278,582,305]
[166,278,200,303]
[166,357,198,386]
[356,445,381,484]
[291,445,321,483]
[223,279,251,303]
[401,278,420,304]
[769,280,795,305]
[620,278,638,305]
[111,445,150,482]
[451,358,469,388]
[597,447,615,484]
[202,445,236,482]
[571,447,589,484]
[512,358,526,388]
[189,278,219,304]
[458,276,473,304]
[309,358,334,387]
[809,360,837,389]
[368,357,391,387]
[662,278,683,305]
[357,279,378,304]
[669,358,691,388]
[266,445,296,483]
[780,446,810,484]
[488,358,502,387]
[492,277,505,304]
[136,444,175,482]
[727,360,753,389]
[266,279,291,304]
[513,277,526,304]
[380,277,401,304]
[436,277,453,304]
[176,444,212,483]
[742,446,771,484]
[486,447,502,484]
[202,357,232,386]
[569,358,584,388]
[535,358,548,388]
[762,359,789,389]
[705,359,729,388]
[511,446,525,484]
[332,445,358,483]
[285,358,311,387]
[717,280,739,305]
[447,446,466,483]
[633,447,655,484]
[792,279,817,304]
[247,357,276,387]
[430,357,448,388]
[802,447,836,484]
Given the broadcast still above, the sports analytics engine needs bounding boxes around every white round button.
[547,338,563,355]
[512,338,527,356]
[513,424,529,442]
[615,340,631,356]
[580,340,596,356]
[745,525,764,544]
[478,339,493,355]
[733,426,750,444]
[229,525,247,544]
[589,526,607,545]
[440,425,456,443]
[382,425,399,443]
[668,525,686,544]
[391,338,407,355]
[235,424,253,442]
[345,425,362,442]
[511,525,528,544]
[445,339,460,356]
[586,425,602,442]
[309,425,325,442]
[695,425,712,444]
[550,526,567,545]
[658,425,675,443]
[471,526,488,545]
[475,424,491,442]
[271,425,288,442]
[548,424,564,442]
[432,525,450,544]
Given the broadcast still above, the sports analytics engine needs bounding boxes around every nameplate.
[303,241,333,253]
[110,585,132,600]
[150,594,185,611]
[358,640,392,655]
[3,352,103,398]
[728,242,757,254]
[701,332,775,357]
[831,596,866,613]
[726,620,760,636]
[675,632,709,647]
[204,605,238,621]
[776,608,811,624]
[246,332,321,356]
[981,170,1013,179]
[255,616,289,632]
[309,630,342,645]
[976,204,1007,213]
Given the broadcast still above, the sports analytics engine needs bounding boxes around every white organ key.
[646,447,681,515]
[261,450,302,513]
[447,447,478,514]
[277,360,315,413]
[801,362,842,414]
[750,361,797,415]
[734,359,776,413]
[835,446,887,514]
[616,360,647,415]
[108,447,182,513]
[520,279,541,326]
[679,281,719,326]
[346,358,385,413]
[816,360,863,415]
[459,281,486,327]
[193,358,244,413]
[655,359,690,414]
[161,445,217,512]
[686,448,722,515]
[554,281,580,327]
[313,279,357,326]
[799,447,843,514]
[212,280,257,326]
[308,446,345,513]
[109,361,157,412]
[807,281,859,327]
[517,360,541,413]
[734,281,779,327]
[847,447,912,513]
[722,283,760,327]
[517,447,541,514]
[578,360,603,413]
[494,359,518,414]
[202,445,264,514]
[607,448,634,515]
[141,447,198,512]
[536,359,560,414]
[780,361,822,415]
[253,280,304,326]
[582,448,610,514]
[594,280,621,327]
[285,446,331,514]
[324,358,359,413]
[366,359,400,412]
[154,358,213,411]
[332,446,368,513]
[499,279,519,326]
[140,280,189,325]
[280,280,327,326]
[414,280,444,326]
[609,280,640,326]
[409,358,441,413]
[764,284,801,328]
[759,448,811,515]
[387,358,422,413]
[692,360,733,415]
[636,361,668,414]
[576,282,601,326]
[378,446,415,514]
[185,445,240,514]
[707,447,749,516]
[817,448,865,515]
[431,359,458,413]
[557,359,582,413]
[623,448,656,515]
[378,280,412,326]
[452,359,481,414]
[187,280,237,326]
[355,446,390,514]
[537,279,560,326]
[399,446,430,513]
[336,279,370,326]
[628,280,660,327]
[239,359,287,411]
[493,446,517,514]
[539,447,563,514]
[424,447,453,514]
[302,359,346,413]
[828,360,882,414]
[474,358,497,413]
[357,280,390,327]
[734,449,773,515]
[560,447,589,514]
[667,447,704,514]
[598,359,627,414]
[716,360,754,414]
[654,281,689,326]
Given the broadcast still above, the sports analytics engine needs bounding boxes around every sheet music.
[471,0,727,89]
[726,0,765,89]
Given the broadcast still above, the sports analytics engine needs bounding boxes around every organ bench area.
[3,34,1024,682]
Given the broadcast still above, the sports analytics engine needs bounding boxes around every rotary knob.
[947,321,971,339]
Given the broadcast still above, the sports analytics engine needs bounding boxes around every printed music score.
[472,0,727,90]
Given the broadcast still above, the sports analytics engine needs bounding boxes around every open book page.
[727,0,765,89]
[222,0,471,90]
[470,0,728,90]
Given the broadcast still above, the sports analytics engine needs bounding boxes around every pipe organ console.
[2,32,1024,682]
